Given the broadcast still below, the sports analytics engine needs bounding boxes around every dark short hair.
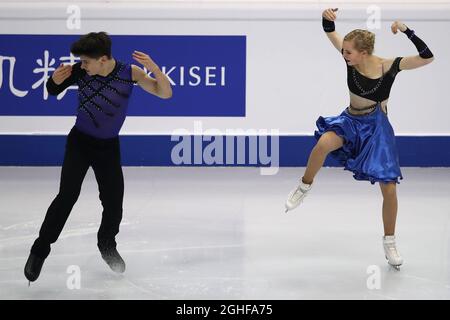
[70,32,112,59]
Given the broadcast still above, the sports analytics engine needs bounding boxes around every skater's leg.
[380,182,403,268]
[91,139,124,250]
[302,131,344,184]
[379,182,398,236]
[92,138,125,273]
[285,131,344,212]
[31,135,90,259]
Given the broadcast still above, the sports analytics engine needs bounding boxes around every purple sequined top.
[46,61,135,139]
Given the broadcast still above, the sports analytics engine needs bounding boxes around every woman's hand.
[322,8,338,21]
[391,21,408,34]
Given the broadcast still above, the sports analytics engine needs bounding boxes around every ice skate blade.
[389,264,401,271]
[385,255,402,270]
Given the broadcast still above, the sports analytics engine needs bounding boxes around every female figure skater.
[24,32,172,283]
[285,8,434,269]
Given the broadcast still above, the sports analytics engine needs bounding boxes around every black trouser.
[31,126,124,259]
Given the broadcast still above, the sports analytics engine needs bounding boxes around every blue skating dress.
[314,53,404,184]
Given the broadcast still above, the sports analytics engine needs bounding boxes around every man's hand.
[132,50,158,72]
[52,64,72,85]
[131,51,172,99]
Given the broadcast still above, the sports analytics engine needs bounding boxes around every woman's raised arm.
[322,8,343,53]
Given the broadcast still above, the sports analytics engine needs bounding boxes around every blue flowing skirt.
[314,103,403,184]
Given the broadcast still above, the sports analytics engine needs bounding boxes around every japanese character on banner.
[32,50,79,100]
[31,50,56,100]
[0,55,29,97]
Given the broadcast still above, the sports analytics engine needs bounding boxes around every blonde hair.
[343,29,375,55]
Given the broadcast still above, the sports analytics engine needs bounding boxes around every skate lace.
[385,242,400,258]
[291,186,306,201]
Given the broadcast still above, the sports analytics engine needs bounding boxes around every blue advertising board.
[0,34,246,117]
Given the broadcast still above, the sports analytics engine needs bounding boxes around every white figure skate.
[383,235,403,270]
[285,179,313,213]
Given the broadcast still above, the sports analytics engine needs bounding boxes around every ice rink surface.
[1,166,449,300]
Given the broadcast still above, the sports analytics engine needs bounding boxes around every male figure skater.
[25,31,172,282]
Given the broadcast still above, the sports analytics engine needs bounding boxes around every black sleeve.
[322,17,335,33]
[403,27,434,59]
[394,57,403,72]
[46,62,84,96]
[388,57,403,77]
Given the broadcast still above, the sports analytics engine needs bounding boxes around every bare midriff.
[348,92,389,115]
